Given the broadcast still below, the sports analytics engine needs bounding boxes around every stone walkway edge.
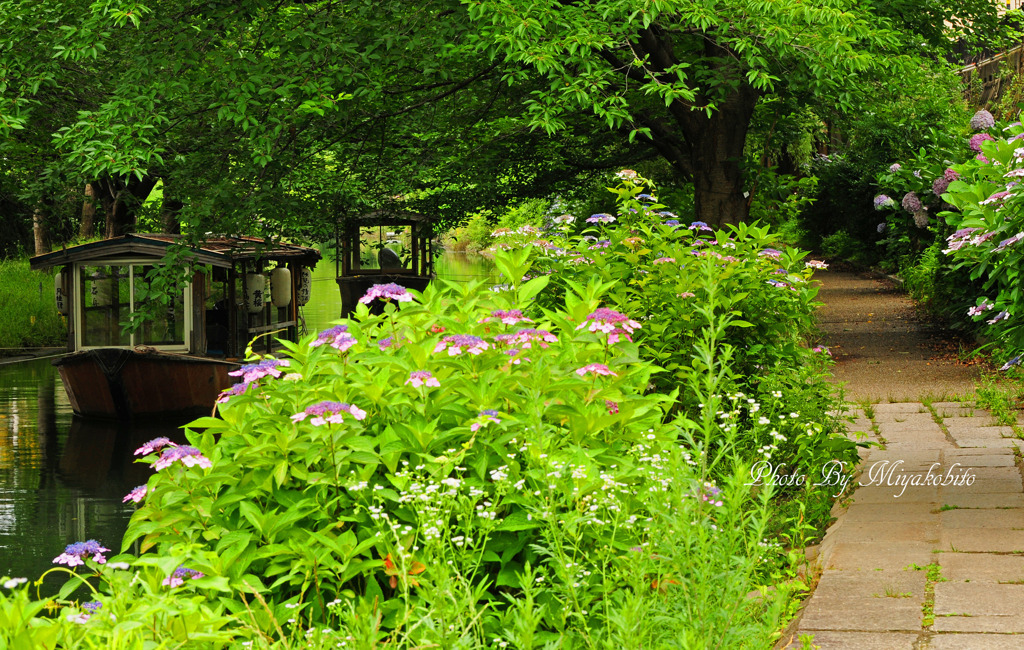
[781,401,1024,650]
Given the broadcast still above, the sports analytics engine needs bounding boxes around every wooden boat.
[335,210,435,315]
[30,234,321,419]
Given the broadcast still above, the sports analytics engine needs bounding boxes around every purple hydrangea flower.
[636,193,656,202]
[163,566,204,588]
[434,334,489,356]
[1000,355,1022,371]
[970,133,995,152]
[944,167,961,182]
[552,214,575,224]
[967,301,994,317]
[699,482,723,507]
[122,485,147,504]
[889,163,901,172]
[359,283,413,304]
[663,219,681,227]
[577,308,641,335]
[913,210,929,228]
[291,401,367,426]
[988,310,1011,325]
[932,177,950,197]
[311,325,357,352]
[689,221,713,231]
[970,109,995,131]
[53,540,110,567]
[82,601,102,613]
[873,194,895,210]
[759,248,782,260]
[470,409,501,432]
[229,358,289,383]
[993,232,1024,252]
[586,213,615,223]
[216,381,252,405]
[980,191,1012,205]
[154,445,212,471]
[901,192,922,213]
[135,437,173,456]
[406,371,440,388]
[877,222,887,234]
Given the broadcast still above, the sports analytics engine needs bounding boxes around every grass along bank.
[0,259,66,352]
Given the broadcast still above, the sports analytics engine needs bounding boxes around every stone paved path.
[783,401,1024,648]
[782,270,1024,648]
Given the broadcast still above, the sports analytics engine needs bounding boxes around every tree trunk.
[94,175,158,238]
[80,183,96,239]
[161,187,183,234]
[33,203,50,255]
[685,84,758,227]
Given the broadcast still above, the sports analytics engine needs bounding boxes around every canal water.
[0,252,491,586]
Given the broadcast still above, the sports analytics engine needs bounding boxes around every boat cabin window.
[353,225,412,272]
[78,264,188,350]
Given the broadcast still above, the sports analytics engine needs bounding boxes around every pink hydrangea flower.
[576,363,617,378]
[359,283,413,304]
[291,401,367,426]
[216,381,252,404]
[229,358,289,383]
[653,257,676,264]
[53,540,110,567]
[406,371,440,388]
[577,308,641,335]
[434,334,489,356]
[311,325,357,352]
[163,567,204,588]
[154,446,212,471]
[470,409,501,432]
[482,309,533,326]
[134,437,173,456]
[122,485,147,504]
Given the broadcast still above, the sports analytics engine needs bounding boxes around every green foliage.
[492,173,857,484]
[0,260,67,349]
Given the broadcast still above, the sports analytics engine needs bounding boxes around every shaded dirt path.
[816,270,979,402]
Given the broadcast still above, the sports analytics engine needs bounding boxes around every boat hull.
[54,348,237,419]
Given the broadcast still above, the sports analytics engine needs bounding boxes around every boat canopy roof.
[29,234,322,271]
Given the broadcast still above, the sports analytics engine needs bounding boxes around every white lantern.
[244,273,267,314]
[54,269,68,315]
[270,267,292,307]
[296,267,312,306]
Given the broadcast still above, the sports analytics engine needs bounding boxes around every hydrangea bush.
[491,173,856,482]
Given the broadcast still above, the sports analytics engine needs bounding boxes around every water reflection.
[0,358,187,589]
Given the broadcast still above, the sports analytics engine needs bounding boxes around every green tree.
[461,0,1004,226]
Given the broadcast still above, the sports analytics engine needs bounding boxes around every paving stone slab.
[782,631,917,649]
[931,616,1024,633]
[941,454,1016,467]
[938,552,1024,582]
[872,402,929,414]
[841,502,939,523]
[825,542,935,571]
[828,521,939,544]
[852,485,942,503]
[953,438,1020,449]
[797,595,922,631]
[939,493,1024,508]
[939,508,1024,528]
[941,478,1023,494]
[811,569,927,599]
[934,582,1024,616]
[942,415,1001,428]
[926,633,1024,649]
[940,530,1024,553]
